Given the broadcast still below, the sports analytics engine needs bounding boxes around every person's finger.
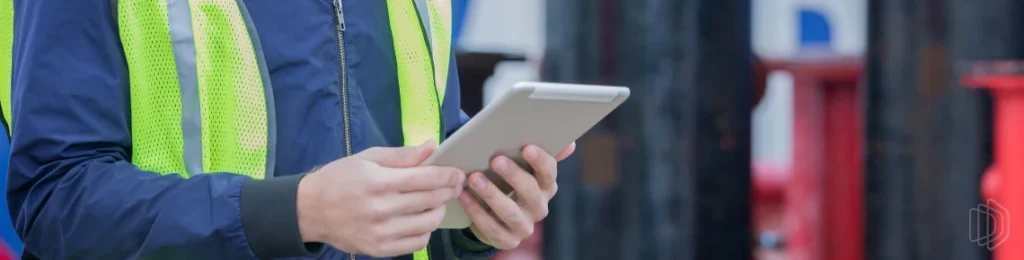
[459,192,520,249]
[383,203,447,239]
[380,166,464,193]
[522,145,558,199]
[373,231,432,257]
[466,172,533,239]
[388,186,460,214]
[357,140,437,168]
[491,156,547,220]
[554,142,576,161]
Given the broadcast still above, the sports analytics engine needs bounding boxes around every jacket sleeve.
[439,51,498,259]
[6,0,317,259]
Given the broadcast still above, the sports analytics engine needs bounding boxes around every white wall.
[458,0,546,60]
[753,0,867,58]
[752,0,865,166]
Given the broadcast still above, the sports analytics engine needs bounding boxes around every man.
[0,0,573,259]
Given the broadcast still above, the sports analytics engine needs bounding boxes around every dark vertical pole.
[616,0,755,258]
[541,0,608,259]
[544,0,751,259]
[539,0,580,258]
[863,1,926,258]
[864,0,997,259]
[673,0,753,259]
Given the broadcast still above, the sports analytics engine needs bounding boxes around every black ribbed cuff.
[452,228,496,253]
[240,174,323,259]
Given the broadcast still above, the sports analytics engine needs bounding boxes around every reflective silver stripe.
[413,0,433,51]
[236,0,277,179]
[167,0,203,177]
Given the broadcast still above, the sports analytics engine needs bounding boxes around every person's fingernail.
[471,175,486,190]
[525,146,538,160]
[495,157,508,172]
[460,192,473,204]
[447,170,459,186]
[456,171,467,185]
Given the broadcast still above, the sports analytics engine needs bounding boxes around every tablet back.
[423,82,630,229]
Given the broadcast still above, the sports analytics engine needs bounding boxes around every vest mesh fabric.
[387,0,444,147]
[118,0,189,176]
[387,0,452,259]
[190,0,268,179]
[413,245,430,260]
[0,0,13,135]
[426,0,451,100]
[117,0,268,179]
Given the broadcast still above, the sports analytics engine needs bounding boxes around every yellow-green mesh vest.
[1,0,12,136]
[1,0,450,258]
[118,0,273,180]
[388,0,451,146]
[386,0,452,259]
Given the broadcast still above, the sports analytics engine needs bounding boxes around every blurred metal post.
[542,0,753,259]
[666,1,753,259]
[863,0,1001,259]
[541,0,607,259]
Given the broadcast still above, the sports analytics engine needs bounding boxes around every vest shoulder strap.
[1,0,14,137]
[118,0,274,179]
[387,0,452,147]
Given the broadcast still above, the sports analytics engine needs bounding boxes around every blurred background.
[1,0,1023,259]
[448,0,1019,259]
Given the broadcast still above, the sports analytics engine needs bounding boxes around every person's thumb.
[357,139,437,168]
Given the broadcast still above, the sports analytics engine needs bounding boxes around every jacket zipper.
[332,0,353,158]
[333,1,447,259]
[330,1,354,260]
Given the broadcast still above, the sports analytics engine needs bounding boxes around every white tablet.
[422,81,630,229]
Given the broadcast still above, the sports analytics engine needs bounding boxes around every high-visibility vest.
[0,0,451,259]
[1,0,11,136]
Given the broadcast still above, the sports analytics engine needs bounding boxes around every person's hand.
[296,141,465,257]
[458,142,576,249]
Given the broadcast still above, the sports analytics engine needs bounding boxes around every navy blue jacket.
[6,0,494,259]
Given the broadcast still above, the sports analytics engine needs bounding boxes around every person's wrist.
[297,171,324,243]
[240,173,322,258]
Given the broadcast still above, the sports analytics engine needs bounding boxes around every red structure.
[755,55,864,260]
[961,60,1024,260]
[0,242,13,260]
